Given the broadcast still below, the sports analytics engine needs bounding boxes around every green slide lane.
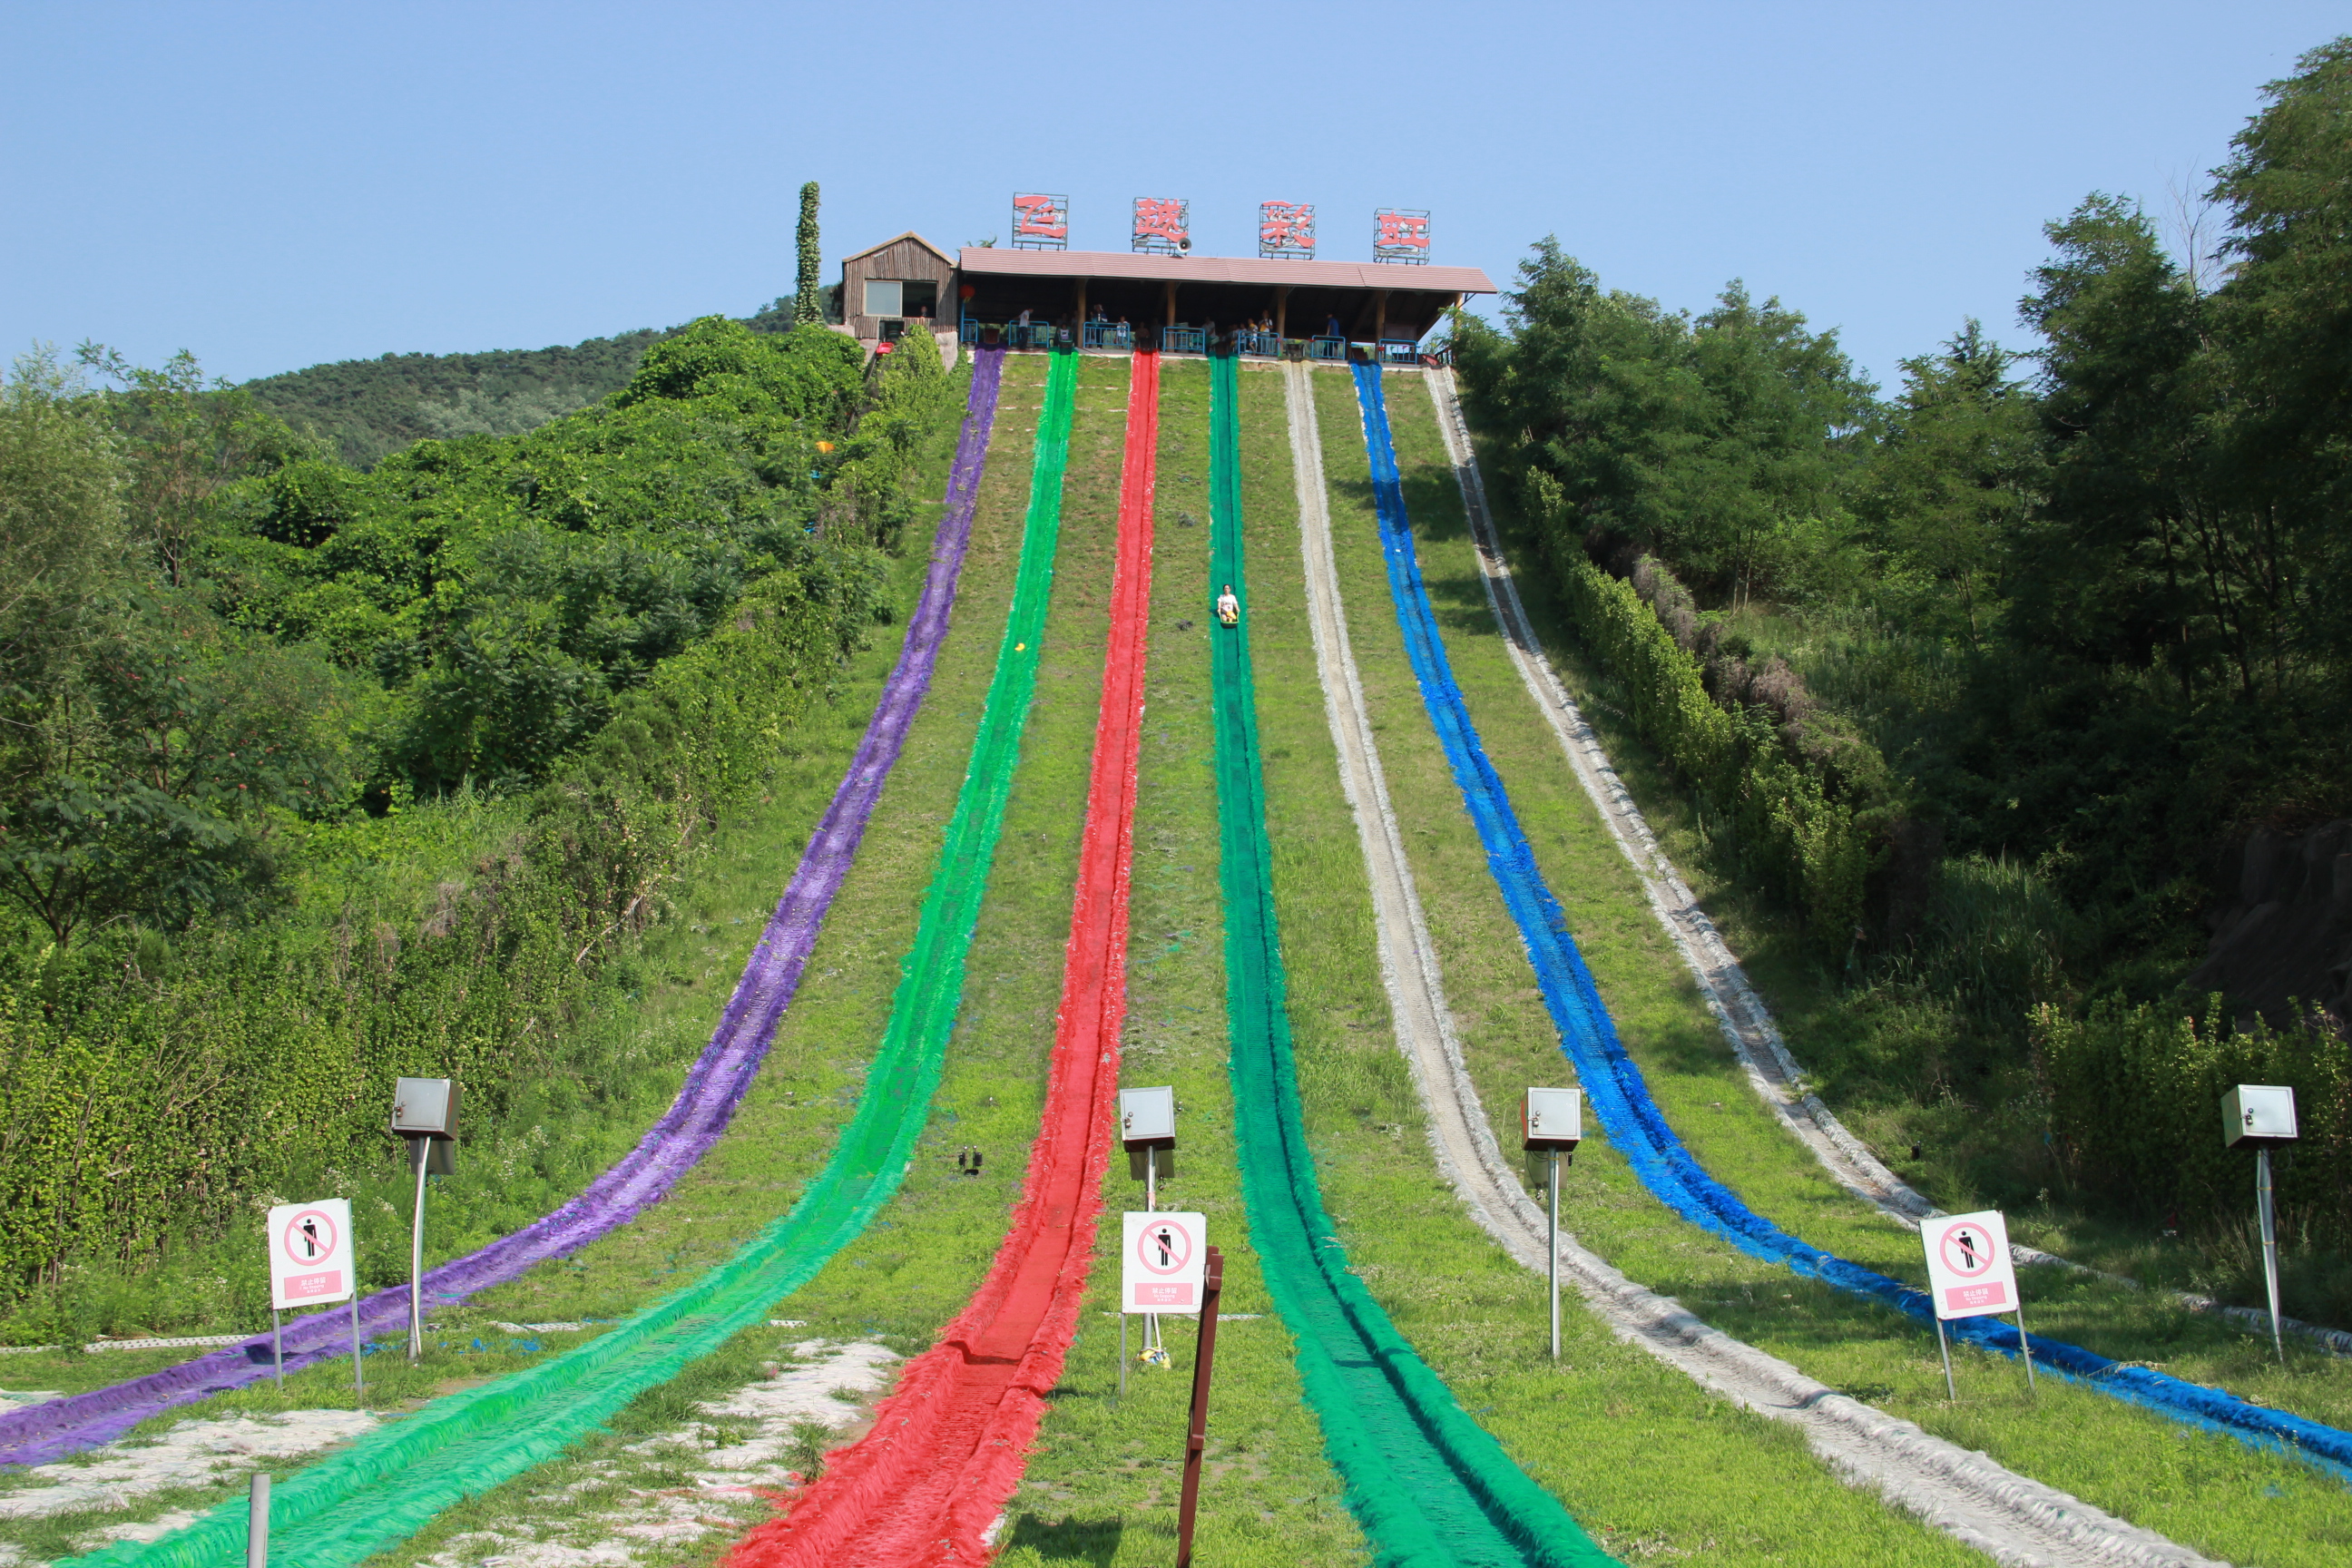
[74,349,1084,1568]
[1206,356,1614,1568]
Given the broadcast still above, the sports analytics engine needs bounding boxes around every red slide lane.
[730,350,1160,1568]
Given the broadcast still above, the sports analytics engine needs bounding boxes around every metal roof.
[956,247,1494,293]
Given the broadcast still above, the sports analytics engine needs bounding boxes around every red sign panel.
[1374,208,1431,264]
[1132,197,1190,255]
[1011,192,1069,250]
[1259,201,1316,259]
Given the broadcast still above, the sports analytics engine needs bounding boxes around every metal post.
[246,1472,270,1567]
[1935,1316,1955,1400]
[2014,1304,2036,1395]
[2258,1148,2285,1366]
[350,1292,365,1406]
[1119,1313,1128,1400]
[270,1308,283,1387]
[1144,1159,1160,1357]
[1174,1247,1225,1568]
[407,1140,429,1362]
[1547,1150,1561,1360]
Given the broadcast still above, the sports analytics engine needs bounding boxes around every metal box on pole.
[2222,1083,2298,1363]
[1522,1088,1581,1360]
[1121,1085,1176,1187]
[2221,1084,2298,1148]
[390,1077,458,1362]
[1118,1085,1179,1384]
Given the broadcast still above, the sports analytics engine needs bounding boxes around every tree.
[795,181,823,326]
[1856,320,2042,642]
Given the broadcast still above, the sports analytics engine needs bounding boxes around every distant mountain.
[244,289,837,467]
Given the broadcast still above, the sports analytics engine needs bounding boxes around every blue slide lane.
[1347,362,2352,1483]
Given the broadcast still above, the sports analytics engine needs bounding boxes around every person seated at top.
[1091,302,1107,321]
[1216,584,1240,626]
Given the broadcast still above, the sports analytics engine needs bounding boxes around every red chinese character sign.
[1374,208,1431,264]
[1132,197,1191,255]
[1011,192,1068,250]
[1259,201,1315,260]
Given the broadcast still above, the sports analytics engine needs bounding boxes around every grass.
[992,357,1367,1568]
[1316,366,2352,1563]
[1228,363,1974,1565]
[0,363,980,1554]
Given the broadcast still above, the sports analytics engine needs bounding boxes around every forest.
[0,307,956,1336]
[1458,38,2351,1298]
[241,283,841,467]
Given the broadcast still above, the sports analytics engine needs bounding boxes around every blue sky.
[3,2,2338,391]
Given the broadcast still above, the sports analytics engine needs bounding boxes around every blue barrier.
[1307,336,1348,362]
[1345,361,2352,1484]
[1161,327,1210,355]
[1083,320,1137,349]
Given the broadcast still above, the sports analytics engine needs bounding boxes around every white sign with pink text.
[1122,1211,1206,1315]
[1922,1210,2020,1321]
[268,1199,355,1311]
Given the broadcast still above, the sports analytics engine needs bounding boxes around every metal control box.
[1522,1087,1583,1151]
[1120,1086,1176,1148]
[391,1077,459,1140]
[2221,1084,2298,1149]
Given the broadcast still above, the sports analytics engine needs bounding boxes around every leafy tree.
[74,345,317,587]
[1856,320,2042,643]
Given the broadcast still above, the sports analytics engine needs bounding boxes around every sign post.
[266,1199,359,1400]
[2222,1084,2299,1365]
[390,1076,458,1363]
[1122,1207,1203,1397]
[1522,1089,1581,1360]
[1173,1245,1224,1568]
[1119,1087,1178,1388]
[1920,1210,2031,1399]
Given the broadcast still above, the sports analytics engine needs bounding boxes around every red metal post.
[1174,1245,1224,1568]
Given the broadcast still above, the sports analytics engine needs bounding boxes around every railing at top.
[1083,320,1138,349]
[1161,327,1210,355]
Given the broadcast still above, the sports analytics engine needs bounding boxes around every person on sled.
[1215,584,1240,626]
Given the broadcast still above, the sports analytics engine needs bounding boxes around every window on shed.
[864,279,904,318]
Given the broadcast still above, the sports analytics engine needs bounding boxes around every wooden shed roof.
[842,231,955,267]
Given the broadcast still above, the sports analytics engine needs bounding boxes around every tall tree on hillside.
[795,181,823,326]
[1857,320,2042,644]
[2211,35,2352,676]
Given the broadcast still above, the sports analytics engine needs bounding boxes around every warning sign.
[1922,1210,2018,1320]
[268,1199,354,1311]
[1122,1211,1206,1316]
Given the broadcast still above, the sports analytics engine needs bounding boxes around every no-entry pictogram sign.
[269,1199,354,1310]
[1122,1211,1206,1315]
[1922,1210,2018,1320]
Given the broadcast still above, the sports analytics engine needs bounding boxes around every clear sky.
[3,2,2338,391]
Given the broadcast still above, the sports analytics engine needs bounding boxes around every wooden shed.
[841,232,957,353]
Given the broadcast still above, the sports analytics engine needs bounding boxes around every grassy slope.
[0,361,977,1557]
[994,357,1368,1568]
[367,350,1121,1563]
[1249,364,1969,1565]
[1319,368,2352,1563]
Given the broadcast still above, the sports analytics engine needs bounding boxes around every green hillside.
[242,287,840,467]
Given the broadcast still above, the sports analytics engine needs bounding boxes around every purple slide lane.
[0,348,1008,1468]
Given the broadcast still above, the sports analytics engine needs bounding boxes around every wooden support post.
[1375,288,1389,347]
[1275,285,1289,338]
[1074,279,1087,331]
[1165,279,1178,328]
[1174,1246,1225,1568]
